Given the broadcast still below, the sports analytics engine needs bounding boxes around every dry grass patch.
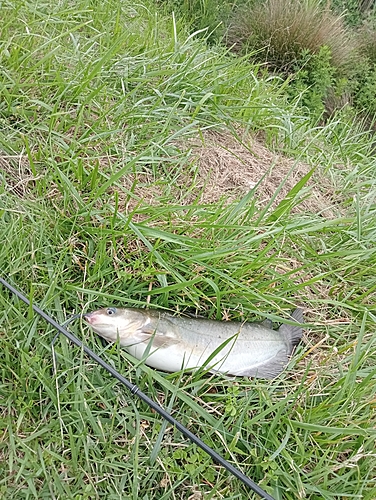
[117,129,345,219]
[185,130,343,215]
[0,153,40,198]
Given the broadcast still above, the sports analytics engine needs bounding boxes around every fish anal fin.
[229,349,289,379]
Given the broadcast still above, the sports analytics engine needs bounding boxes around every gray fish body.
[84,307,303,379]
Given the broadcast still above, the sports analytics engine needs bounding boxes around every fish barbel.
[83,307,303,379]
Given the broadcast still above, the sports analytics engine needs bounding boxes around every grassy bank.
[0,0,375,499]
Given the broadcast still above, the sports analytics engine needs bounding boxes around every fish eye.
[106,307,117,315]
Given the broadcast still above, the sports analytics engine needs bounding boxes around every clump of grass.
[227,0,357,70]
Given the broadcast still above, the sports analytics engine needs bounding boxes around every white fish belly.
[126,342,211,372]
[125,336,288,376]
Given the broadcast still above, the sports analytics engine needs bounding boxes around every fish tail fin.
[279,308,304,352]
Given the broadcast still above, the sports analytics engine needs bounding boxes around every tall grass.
[227,0,356,70]
[1,0,376,499]
[224,0,375,120]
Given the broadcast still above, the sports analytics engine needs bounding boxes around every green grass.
[1,1,376,499]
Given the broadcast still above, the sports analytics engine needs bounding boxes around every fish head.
[84,307,144,344]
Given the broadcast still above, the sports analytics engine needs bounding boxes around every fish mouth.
[83,312,94,324]
[83,312,105,327]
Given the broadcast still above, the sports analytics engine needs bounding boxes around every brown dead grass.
[0,154,40,198]
[184,130,343,214]
[117,129,344,219]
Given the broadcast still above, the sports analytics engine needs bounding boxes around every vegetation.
[227,0,356,69]
[164,0,376,120]
[331,0,376,26]
[1,1,376,500]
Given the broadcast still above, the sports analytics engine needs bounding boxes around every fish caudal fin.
[278,308,304,351]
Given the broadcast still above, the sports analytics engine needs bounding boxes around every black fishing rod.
[0,276,276,500]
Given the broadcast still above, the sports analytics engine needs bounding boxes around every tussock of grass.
[1,0,376,499]
[227,0,357,70]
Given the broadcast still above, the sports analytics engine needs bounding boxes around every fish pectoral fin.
[137,326,179,349]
